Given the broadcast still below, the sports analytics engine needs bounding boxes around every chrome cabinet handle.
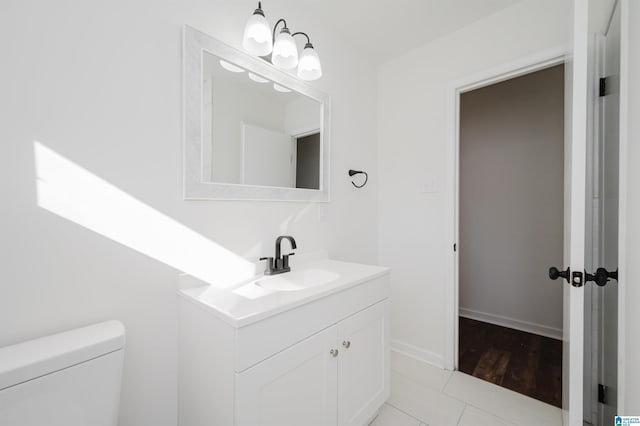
[330,349,339,357]
[342,340,351,349]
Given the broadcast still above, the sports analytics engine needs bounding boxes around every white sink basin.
[179,255,390,327]
[255,268,340,292]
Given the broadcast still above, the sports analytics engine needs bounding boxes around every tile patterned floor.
[370,351,563,426]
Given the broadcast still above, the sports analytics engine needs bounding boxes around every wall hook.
[348,169,368,188]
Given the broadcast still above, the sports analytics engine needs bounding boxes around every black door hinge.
[599,77,607,97]
[453,243,457,252]
[598,383,607,404]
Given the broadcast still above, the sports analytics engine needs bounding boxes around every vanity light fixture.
[296,34,322,81]
[242,2,272,56]
[272,22,298,69]
[242,2,323,81]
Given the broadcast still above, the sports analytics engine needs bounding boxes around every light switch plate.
[420,180,439,194]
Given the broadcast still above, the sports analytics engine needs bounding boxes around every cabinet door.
[235,326,338,426]
[337,300,389,426]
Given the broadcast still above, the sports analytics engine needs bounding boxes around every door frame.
[290,126,322,189]
[616,0,631,413]
[443,46,567,371]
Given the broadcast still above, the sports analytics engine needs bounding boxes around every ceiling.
[288,0,523,64]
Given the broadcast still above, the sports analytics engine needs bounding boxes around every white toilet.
[0,320,125,426]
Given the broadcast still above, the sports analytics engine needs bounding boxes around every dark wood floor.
[458,317,562,408]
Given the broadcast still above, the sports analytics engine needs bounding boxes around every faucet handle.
[259,257,274,273]
[282,252,295,268]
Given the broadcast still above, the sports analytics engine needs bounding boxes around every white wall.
[620,0,640,414]
[0,1,379,425]
[378,0,571,365]
[459,65,565,339]
[284,96,322,135]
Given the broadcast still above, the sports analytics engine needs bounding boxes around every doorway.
[456,64,565,407]
[294,132,321,190]
[442,5,623,425]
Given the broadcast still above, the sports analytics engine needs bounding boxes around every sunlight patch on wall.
[34,141,256,287]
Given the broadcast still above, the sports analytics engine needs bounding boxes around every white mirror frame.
[183,25,331,202]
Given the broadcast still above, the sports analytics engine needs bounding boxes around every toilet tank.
[0,321,125,426]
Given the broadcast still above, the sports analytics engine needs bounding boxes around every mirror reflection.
[202,51,322,190]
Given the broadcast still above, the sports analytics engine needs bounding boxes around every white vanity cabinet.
[235,301,389,426]
[178,261,389,426]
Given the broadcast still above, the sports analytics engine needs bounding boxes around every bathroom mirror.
[183,26,331,201]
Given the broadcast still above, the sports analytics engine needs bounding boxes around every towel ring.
[348,169,368,188]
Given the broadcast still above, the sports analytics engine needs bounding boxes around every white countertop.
[178,254,389,328]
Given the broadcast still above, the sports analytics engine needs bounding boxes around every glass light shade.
[297,46,322,81]
[242,13,272,56]
[248,72,268,83]
[272,31,299,69]
[219,60,245,73]
[273,83,291,93]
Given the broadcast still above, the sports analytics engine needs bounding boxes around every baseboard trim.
[390,339,445,369]
[459,308,563,340]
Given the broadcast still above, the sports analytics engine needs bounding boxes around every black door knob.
[549,266,570,283]
[586,267,618,287]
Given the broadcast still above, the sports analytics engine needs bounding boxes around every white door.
[559,1,623,425]
[597,2,621,423]
[235,326,338,426]
[337,301,389,426]
[241,123,293,187]
[557,0,592,424]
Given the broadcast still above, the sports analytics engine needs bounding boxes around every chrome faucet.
[260,235,297,275]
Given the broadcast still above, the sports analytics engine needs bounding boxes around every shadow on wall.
[33,141,256,288]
